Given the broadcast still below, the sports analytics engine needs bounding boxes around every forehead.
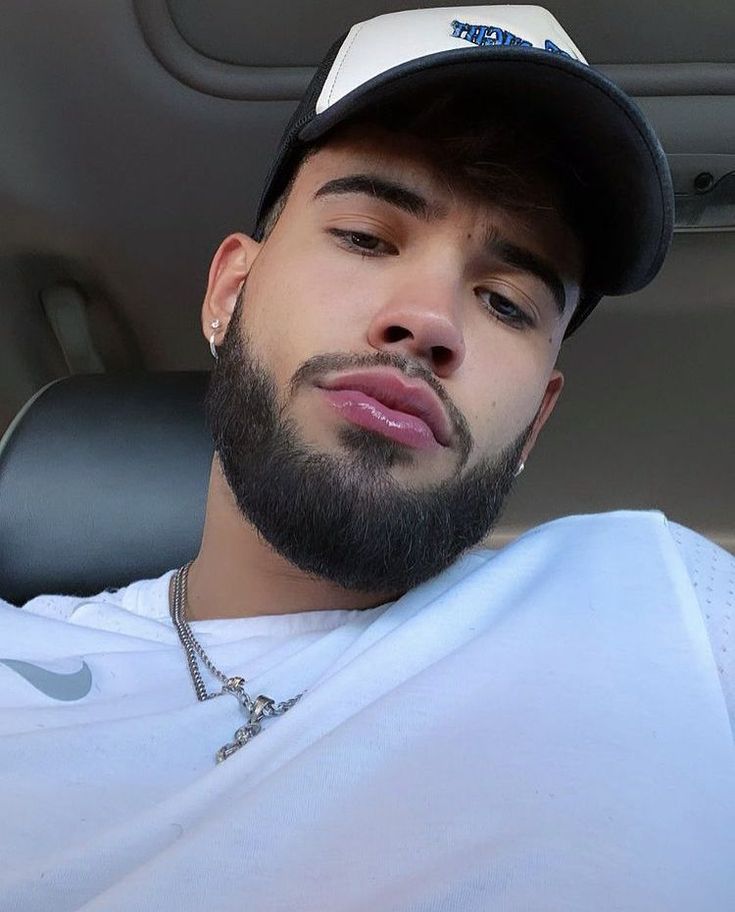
[285,124,582,276]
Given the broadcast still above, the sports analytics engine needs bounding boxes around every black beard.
[205,298,531,598]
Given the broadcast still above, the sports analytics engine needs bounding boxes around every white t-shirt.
[1,511,733,911]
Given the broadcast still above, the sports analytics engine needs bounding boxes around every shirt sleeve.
[666,519,735,739]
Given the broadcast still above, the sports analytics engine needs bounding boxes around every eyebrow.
[314,173,567,317]
[313,174,447,221]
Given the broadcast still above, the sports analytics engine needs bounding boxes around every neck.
[180,457,401,620]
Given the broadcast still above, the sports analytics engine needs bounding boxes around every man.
[0,6,733,910]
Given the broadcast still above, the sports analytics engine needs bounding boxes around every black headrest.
[0,373,213,606]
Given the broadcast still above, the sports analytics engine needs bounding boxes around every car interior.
[0,0,733,605]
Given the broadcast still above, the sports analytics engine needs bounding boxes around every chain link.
[171,561,229,700]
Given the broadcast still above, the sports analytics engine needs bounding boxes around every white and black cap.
[255,5,674,336]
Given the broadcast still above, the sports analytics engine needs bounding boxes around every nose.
[365,273,466,376]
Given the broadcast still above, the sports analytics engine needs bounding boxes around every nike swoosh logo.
[0,658,93,701]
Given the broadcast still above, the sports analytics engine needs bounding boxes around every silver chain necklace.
[170,561,304,763]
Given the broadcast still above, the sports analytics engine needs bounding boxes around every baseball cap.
[254,5,675,336]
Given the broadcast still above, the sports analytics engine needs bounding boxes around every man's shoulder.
[482,510,729,553]
[1,568,175,627]
[475,509,673,556]
[468,510,733,586]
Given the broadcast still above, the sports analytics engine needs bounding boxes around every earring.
[209,319,221,360]
[514,461,525,478]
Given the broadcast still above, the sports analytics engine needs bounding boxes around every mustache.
[287,350,473,462]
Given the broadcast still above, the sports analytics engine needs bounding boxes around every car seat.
[0,373,212,605]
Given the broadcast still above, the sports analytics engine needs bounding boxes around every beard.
[205,297,531,598]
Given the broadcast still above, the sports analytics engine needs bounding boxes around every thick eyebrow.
[313,174,447,221]
[487,237,567,317]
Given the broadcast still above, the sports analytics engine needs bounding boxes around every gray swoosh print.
[0,658,92,701]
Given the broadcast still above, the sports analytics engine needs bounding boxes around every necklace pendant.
[216,719,263,763]
[251,694,275,722]
[214,695,278,763]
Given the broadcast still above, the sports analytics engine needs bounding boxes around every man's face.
[204,125,581,597]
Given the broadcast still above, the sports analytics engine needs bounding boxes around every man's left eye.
[477,289,534,328]
[348,232,380,250]
[328,229,396,256]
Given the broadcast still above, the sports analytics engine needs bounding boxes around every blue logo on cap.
[543,39,573,60]
[450,19,532,47]
[450,20,574,59]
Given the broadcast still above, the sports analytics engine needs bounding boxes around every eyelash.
[328,228,397,256]
[476,289,535,329]
[327,228,534,330]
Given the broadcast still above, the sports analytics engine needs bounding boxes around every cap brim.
[297,47,673,305]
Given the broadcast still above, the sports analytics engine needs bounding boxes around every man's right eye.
[327,229,397,256]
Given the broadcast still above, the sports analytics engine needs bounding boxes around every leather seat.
[0,373,212,606]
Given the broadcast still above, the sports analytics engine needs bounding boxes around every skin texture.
[183,125,581,620]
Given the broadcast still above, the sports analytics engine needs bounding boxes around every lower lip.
[319,389,443,451]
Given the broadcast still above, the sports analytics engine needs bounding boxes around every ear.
[521,369,564,463]
[201,233,261,347]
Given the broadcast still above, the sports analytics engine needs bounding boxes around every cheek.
[239,240,363,386]
[462,350,550,450]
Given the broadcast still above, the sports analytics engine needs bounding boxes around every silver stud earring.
[514,461,525,478]
[209,319,221,360]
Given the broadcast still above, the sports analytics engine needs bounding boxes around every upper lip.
[316,368,452,446]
